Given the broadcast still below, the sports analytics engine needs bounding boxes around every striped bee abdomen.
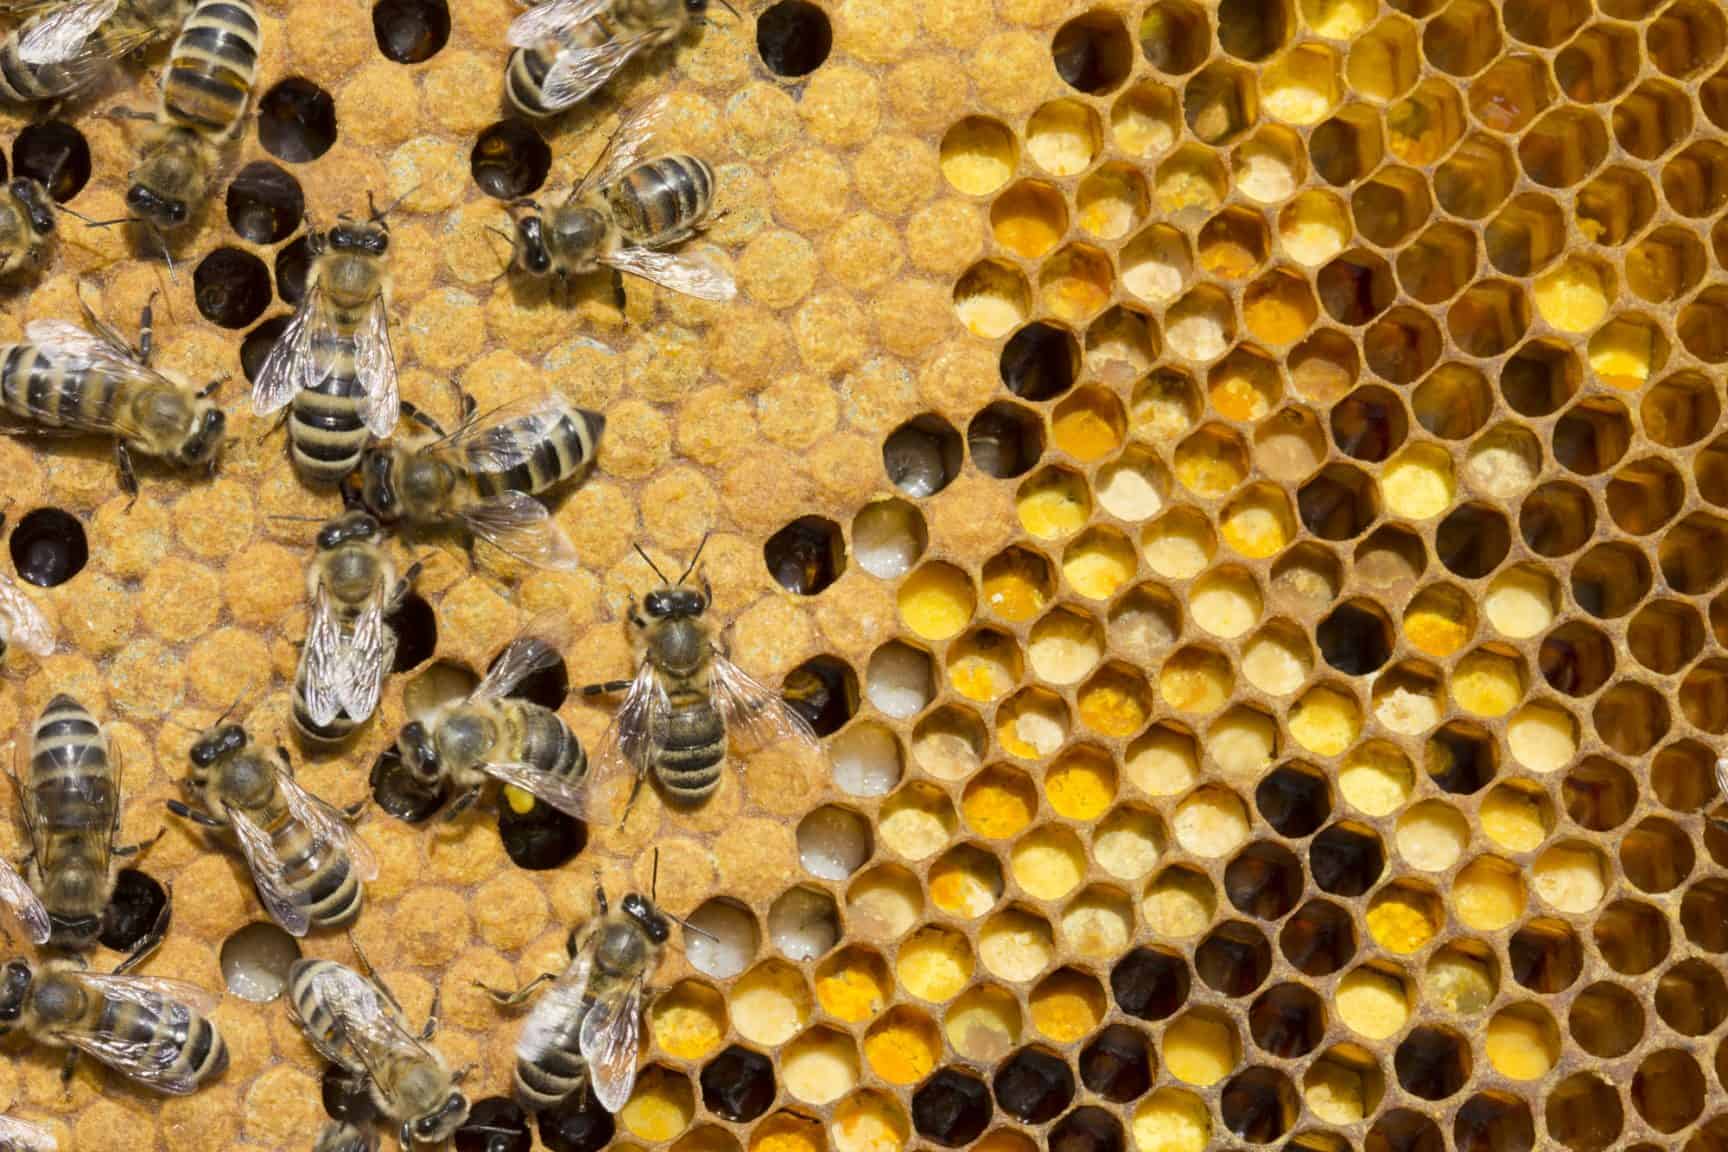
[93,976,228,1087]
[291,670,359,743]
[517,705,586,783]
[287,341,369,485]
[514,997,592,1110]
[287,959,363,1071]
[161,0,259,139]
[503,18,609,119]
[30,695,112,832]
[468,403,603,501]
[265,802,364,929]
[607,156,714,247]
[1,345,122,434]
[654,686,724,804]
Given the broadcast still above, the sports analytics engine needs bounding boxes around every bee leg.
[113,885,172,974]
[254,410,288,445]
[59,1052,78,1095]
[472,970,557,1008]
[617,767,646,828]
[165,798,224,829]
[347,931,410,1017]
[114,442,139,508]
[609,268,628,313]
[339,798,369,823]
[578,679,634,699]
[113,825,165,860]
[103,106,153,123]
[420,987,441,1041]
[442,786,481,821]
[397,400,446,438]
[136,294,157,365]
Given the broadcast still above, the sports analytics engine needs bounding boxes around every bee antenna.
[651,847,659,899]
[677,532,710,586]
[267,513,327,522]
[61,208,140,228]
[370,185,419,224]
[714,0,739,17]
[633,542,669,584]
[215,680,257,726]
[666,912,717,944]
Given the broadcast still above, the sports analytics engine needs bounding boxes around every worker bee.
[1,695,166,955]
[166,722,377,936]
[293,511,419,743]
[311,1124,374,1152]
[253,207,399,486]
[0,178,58,279]
[478,877,668,1112]
[508,102,733,302]
[394,621,587,821]
[0,956,227,1094]
[505,0,710,119]
[288,951,470,1148]
[350,392,600,571]
[0,0,190,105]
[0,300,226,498]
[0,1115,56,1152]
[581,538,819,817]
[120,0,259,232]
[0,572,53,664]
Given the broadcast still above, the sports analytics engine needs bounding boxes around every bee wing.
[301,581,346,728]
[354,294,398,438]
[540,33,645,113]
[472,614,574,703]
[589,660,666,794]
[226,804,312,937]
[437,394,576,475]
[18,320,154,438]
[62,973,218,1093]
[460,491,580,572]
[0,855,51,944]
[313,1121,377,1152]
[516,950,592,1064]
[275,763,379,882]
[313,964,431,1074]
[578,977,644,1114]
[707,651,820,757]
[1717,756,1728,801]
[251,290,321,416]
[506,0,611,47]
[0,1115,58,1152]
[577,97,669,196]
[603,245,736,303]
[336,594,388,725]
[476,761,588,820]
[0,575,53,656]
[16,0,116,64]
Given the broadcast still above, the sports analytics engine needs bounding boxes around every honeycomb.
[0,0,1725,1149]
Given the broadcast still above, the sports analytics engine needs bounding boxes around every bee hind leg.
[165,798,224,829]
[113,825,166,859]
[397,400,446,438]
[473,970,557,1008]
[114,442,139,508]
[59,1052,78,1096]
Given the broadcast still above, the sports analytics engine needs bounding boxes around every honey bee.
[0,956,227,1093]
[293,511,419,743]
[581,538,819,817]
[1,695,167,955]
[505,0,710,119]
[0,302,226,498]
[0,1115,56,1152]
[311,1123,374,1152]
[0,571,53,664]
[166,722,377,937]
[121,0,260,232]
[0,178,58,279]
[395,622,587,821]
[351,392,601,572]
[0,0,190,105]
[253,208,399,487]
[478,878,669,1112]
[287,950,470,1148]
[508,102,733,302]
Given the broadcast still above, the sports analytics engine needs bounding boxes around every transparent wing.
[473,615,574,703]
[313,1121,377,1152]
[354,294,398,438]
[517,950,592,1065]
[17,0,116,62]
[477,761,588,820]
[0,1115,57,1152]
[604,245,736,302]
[578,979,643,1114]
[18,321,152,438]
[0,855,50,944]
[540,35,643,112]
[460,492,580,571]
[336,594,388,725]
[276,764,378,882]
[301,581,346,729]
[708,652,820,756]
[578,97,669,196]
[506,0,611,48]
[1717,755,1728,801]
[74,971,220,1015]
[438,394,578,475]
[314,964,430,1078]
[250,291,320,416]
[590,661,665,796]
[64,971,218,1091]
[227,805,311,937]
[0,575,53,656]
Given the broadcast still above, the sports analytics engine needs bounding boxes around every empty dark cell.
[322,1064,378,1124]
[13,120,90,201]
[1079,1023,1153,1102]
[225,161,304,244]
[1330,387,1407,462]
[373,0,450,63]
[1217,0,1288,59]
[1279,900,1356,977]
[1394,1027,1470,1101]
[782,654,857,736]
[455,1097,531,1152]
[99,868,166,952]
[10,508,87,588]
[1110,946,1190,1020]
[1052,11,1133,93]
[471,119,552,200]
[1435,504,1510,578]
[275,234,312,305]
[389,592,437,672]
[968,401,1044,478]
[1255,764,1330,838]
[1453,1094,1534,1152]
[1318,600,1393,674]
[485,639,567,709]
[884,414,962,497]
[1309,823,1385,897]
[1426,722,1496,794]
[700,1046,776,1122]
[537,1085,614,1152]
[1050,1107,1125,1152]
[195,247,272,329]
[370,747,445,823]
[912,1068,993,1147]
[1509,920,1583,992]
[258,79,339,163]
[1221,1067,1299,1144]
[241,315,293,384]
[756,0,832,77]
[1248,983,1324,1058]
[496,797,585,870]
[1195,921,1272,996]
[993,1047,1075,1123]
[1368,1111,1446,1152]
[1224,842,1303,920]
[1000,321,1078,401]
[764,515,845,594]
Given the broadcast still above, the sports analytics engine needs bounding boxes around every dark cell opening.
[1425,721,1497,794]
[1509,917,1583,991]
[1318,599,1394,674]
[194,247,272,329]
[537,1085,614,1152]
[1453,1093,1534,1152]
[1079,1023,1154,1102]
[884,414,963,498]
[1053,11,1133,93]
[1394,1026,1471,1101]
[764,515,846,594]
[322,1063,379,1124]
[700,1045,776,1122]
[1298,464,1379,540]
[912,1067,993,1147]
[1248,982,1325,1058]
[369,746,445,823]
[1195,921,1272,996]
[1330,386,1408,462]
[1369,1111,1446,1152]
[1309,822,1386,897]
[782,654,857,736]
[1001,321,1079,401]
[1221,1066,1300,1144]
[1562,758,1638,831]
[258,79,339,163]
[1050,1107,1125,1152]
[10,508,87,588]
[1255,763,1330,838]
[241,315,293,384]
[992,1046,1076,1123]
[388,592,436,672]
[496,798,586,870]
[1279,899,1356,977]
[455,1097,531,1152]
[485,639,568,709]
[13,120,91,202]
[1223,841,1303,920]
[968,401,1045,478]
[275,234,313,306]
[1436,503,1511,578]
[99,868,167,952]
[1594,900,1669,976]
[1110,946,1190,1020]
[373,0,450,63]
[757,0,832,77]
[471,119,552,201]
[225,161,304,244]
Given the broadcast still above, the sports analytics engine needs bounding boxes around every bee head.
[622,892,671,945]
[398,720,441,784]
[405,1091,468,1145]
[685,0,707,11]
[125,182,189,229]
[329,222,389,255]
[0,959,31,1028]
[317,510,382,551]
[191,723,248,767]
[10,179,55,234]
[173,402,225,468]
[512,212,552,276]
